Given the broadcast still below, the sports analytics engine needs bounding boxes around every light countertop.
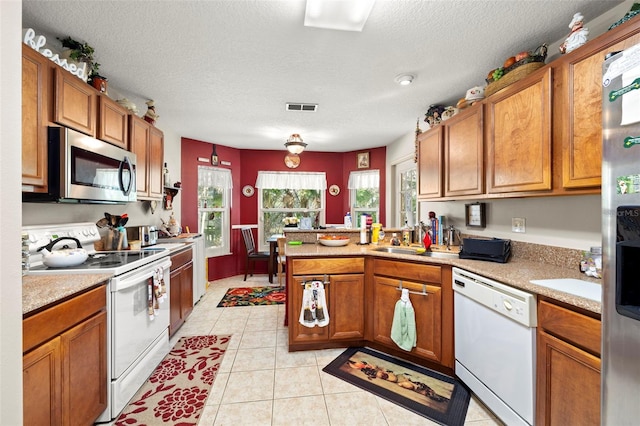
[284,242,602,314]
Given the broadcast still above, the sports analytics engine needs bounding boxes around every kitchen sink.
[422,250,460,259]
[371,246,459,259]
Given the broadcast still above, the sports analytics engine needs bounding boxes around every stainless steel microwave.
[23,127,137,204]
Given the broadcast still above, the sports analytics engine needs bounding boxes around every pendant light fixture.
[211,144,219,166]
[284,133,307,154]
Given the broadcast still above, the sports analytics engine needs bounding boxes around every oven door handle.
[110,259,171,292]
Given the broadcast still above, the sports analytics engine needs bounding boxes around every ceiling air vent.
[286,103,318,112]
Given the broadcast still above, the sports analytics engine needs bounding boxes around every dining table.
[266,234,284,283]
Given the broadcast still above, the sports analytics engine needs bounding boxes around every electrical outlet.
[512,217,526,233]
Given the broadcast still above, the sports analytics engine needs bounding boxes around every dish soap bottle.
[344,212,352,229]
[402,221,411,246]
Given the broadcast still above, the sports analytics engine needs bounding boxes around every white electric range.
[23,222,172,424]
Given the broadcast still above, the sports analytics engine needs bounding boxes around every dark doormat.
[217,286,286,307]
[322,347,470,426]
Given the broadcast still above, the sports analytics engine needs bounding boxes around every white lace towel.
[299,280,329,328]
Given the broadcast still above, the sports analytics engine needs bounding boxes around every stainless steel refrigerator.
[602,41,640,425]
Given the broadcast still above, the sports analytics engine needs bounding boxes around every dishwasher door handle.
[454,279,466,287]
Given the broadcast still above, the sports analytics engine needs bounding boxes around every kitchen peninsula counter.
[284,242,602,314]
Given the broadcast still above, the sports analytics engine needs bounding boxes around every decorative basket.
[485,55,546,97]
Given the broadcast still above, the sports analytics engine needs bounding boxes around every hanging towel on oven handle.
[299,280,329,328]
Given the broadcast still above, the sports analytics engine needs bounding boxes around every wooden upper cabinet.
[129,115,164,199]
[148,126,165,198]
[444,106,484,197]
[97,94,129,148]
[129,115,150,196]
[53,67,96,136]
[417,126,443,198]
[554,23,640,189]
[486,67,552,194]
[22,45,50,192]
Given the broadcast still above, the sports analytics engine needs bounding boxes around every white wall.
[2,1,24,424]
[385,1,637,251]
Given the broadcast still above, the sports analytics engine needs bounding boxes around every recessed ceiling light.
[304,0,376,32]
[394,74,415,86]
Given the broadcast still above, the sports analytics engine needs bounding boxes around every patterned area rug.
[323,347,471,426]
[217,286,286,307]
[115,335,230,425]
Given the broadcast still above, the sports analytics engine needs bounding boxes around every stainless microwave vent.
[286,103,318,112]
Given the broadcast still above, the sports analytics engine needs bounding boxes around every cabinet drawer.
[373,259,442,284]
[23,285,107,353]
[538,300,601,356]
[291,257,364,275]
[170,247,193,271]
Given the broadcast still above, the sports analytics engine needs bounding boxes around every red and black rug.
[217,286,286,307]
[323,347,471,426]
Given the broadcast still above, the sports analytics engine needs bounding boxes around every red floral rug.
[115,334,230,425]
[217,286,286,307]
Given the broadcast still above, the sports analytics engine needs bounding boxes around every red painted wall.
[181,137,386,281]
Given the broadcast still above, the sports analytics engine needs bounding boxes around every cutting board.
[530,278,602,302]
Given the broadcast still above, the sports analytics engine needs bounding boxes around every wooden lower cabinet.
[372,276,443,363]
[371,259,453,368]
[288,257,365,349]
[169,247,194,336]
[536,300,601,426]
[287,256,454,370]
[23,285,107,426]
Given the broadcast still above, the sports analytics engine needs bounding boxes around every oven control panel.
[23,222,100,253]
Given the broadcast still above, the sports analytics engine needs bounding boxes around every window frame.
[197,166,232,257]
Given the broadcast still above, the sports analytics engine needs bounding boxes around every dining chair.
[276,237,286,287]
[240,227,270,281]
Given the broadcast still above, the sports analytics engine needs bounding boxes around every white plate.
[318,238,350,247]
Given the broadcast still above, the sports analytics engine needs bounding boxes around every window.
[255,171,327,251]
[348,170,380,228]
[197,166,232,257]
[396,159,417,227]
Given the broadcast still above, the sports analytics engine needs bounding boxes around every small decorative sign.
[23,28,88,82]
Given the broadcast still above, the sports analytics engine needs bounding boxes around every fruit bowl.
[318,236,350,247]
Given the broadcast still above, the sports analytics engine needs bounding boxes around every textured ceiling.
[22,0,624,152]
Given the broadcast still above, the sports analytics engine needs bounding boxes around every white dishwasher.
[452,267,537,426]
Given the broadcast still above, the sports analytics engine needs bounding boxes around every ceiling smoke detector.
[286,103,318,112]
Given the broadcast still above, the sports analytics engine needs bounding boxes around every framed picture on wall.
[357,152,370,169]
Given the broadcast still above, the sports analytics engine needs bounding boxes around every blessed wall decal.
[23,28,88,82]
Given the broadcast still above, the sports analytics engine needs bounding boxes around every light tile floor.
[169,275,504,426]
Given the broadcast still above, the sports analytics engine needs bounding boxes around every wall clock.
[329,184,340,196]
[465,202,486,228]
[242,185,255,197]
[284,153,300,169]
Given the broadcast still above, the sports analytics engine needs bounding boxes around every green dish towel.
[390,298,417,351]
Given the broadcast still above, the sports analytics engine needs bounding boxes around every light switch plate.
[512,217,526,233]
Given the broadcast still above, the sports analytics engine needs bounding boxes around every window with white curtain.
[197,166,232,257]
[255,171,327,251]
[348,169,380,228]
